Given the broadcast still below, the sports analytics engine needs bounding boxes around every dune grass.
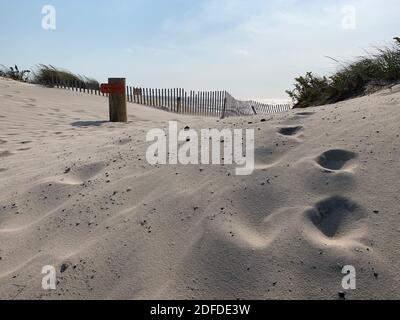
[0,65,31,82]
[31,64,99,89]
[0,64,99,89]
[287,40,400,108]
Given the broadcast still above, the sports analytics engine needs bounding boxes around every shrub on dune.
[287,39,400,108]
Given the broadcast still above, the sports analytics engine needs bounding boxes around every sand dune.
[1,77,400,299]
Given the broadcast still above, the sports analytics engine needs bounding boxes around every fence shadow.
[71,120,108,127]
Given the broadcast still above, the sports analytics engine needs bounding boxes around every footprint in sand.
[289,112,315,120]
[277,126,303,137]
[282,112,315,125]
[254,146,285,168]
[316,149,357,171]
[303,149,358,194]
[296,112,315,116]
[61,161,106,185]
[305,196,366,238]
[0,151,13,158]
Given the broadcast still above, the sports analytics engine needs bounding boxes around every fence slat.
[212,91,216,117]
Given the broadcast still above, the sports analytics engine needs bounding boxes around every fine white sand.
[1,77,400,300]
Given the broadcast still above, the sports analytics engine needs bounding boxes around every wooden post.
[199,92,202,116]
[179,89,183,112]
[199,91,202,116]
[190,91,193,115]
[214,91,217,116]
[220,92,227,119]
[207,91,210,116]
[205,91,208,116]
[214,91,218,117]
[203,91,207,117]
[177,96,181,113]
[174,89,177,111]
[173,89,176,112]
[108,78,127,122]
[184,90,187,114]
[194,91,197,115]
[215,91,219,117]
[195,91,199,115]
[166,89,169,108]
[149,89,153,106]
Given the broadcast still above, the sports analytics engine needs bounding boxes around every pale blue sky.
[0,0,399,99]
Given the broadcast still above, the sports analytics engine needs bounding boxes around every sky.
[0,0,399,100]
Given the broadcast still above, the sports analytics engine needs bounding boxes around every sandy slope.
[1,77,400,300]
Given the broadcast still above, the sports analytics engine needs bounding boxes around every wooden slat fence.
[50,77,292,118]
[126,87,228,117]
